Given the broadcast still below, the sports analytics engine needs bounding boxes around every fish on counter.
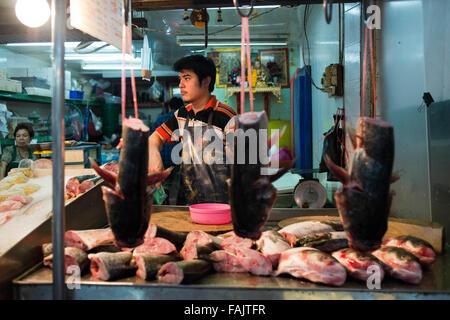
[209,250,247,273]
[133,237,177,256]
[88,251,137,281]
[220,232,254,253]
[278,221,342,247]
[153,226,188,252]
[180,230,222,259]
[371,246,422,285]
[295,231,349,253]
[181,244,215,261]
[229,111,291,240]
[255,230,291,268]
[325,117,396,252]
[382,235,436,267]
[275,247,347,286]
[43,247,89,274]
[157,260,212,284]
[0,210,15,226]
[332,248,385,282]
[91,117,172,248]
[135,254,181,280]
[42,243,53,257]
[234,247,273,276]
[64,228,115,251]
[65,174,98,198]
[102,161,119,174]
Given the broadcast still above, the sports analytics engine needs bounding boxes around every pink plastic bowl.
[189,203,232,225]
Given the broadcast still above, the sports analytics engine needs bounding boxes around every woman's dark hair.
[173,55,216,92]
[14,122,34,139]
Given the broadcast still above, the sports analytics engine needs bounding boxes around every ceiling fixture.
[183,9,189,20]
[15,0,50,28]
[190,9,209,28]
[178,41,287,47]
[82,64,141,71]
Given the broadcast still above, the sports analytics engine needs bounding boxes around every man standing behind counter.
[148,55,236,205]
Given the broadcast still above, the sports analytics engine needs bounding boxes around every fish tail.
[90,157,118,187]
[324,155,350,184]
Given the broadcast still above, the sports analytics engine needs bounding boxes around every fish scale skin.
[92,118,171,248]
[276,247,346,286]
[327,117,395,252]
[88,252,135,281]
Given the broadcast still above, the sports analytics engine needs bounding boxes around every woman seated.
[0,122,37,179]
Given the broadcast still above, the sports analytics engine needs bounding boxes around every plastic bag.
[319,121,346,181]
[153,186,167,205]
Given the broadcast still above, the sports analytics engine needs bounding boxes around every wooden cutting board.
[150,211,233,234]
[278,216,444,254]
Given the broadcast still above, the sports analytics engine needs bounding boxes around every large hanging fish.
[91,117,171,248]
[229,111,290,240]
[325,117,396,252]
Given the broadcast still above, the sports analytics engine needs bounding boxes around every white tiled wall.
[296,3,360,203]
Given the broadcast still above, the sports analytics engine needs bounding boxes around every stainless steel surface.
[427,100,450,242]
[0,183,108,299]
[12,248,450,300]
[51,0,67,300]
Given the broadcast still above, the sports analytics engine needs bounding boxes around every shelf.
[225,86,282,99]
[126,102,164,109]
[0,91,105,107]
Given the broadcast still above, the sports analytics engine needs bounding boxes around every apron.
[6,145,34,173]
[170,105,230,205]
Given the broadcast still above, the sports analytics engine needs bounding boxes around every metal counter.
[12,249,450,300]
[7,204,450,300]
[0,182,108,299]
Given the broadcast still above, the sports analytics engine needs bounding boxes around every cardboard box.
[0,69,7,80]
[0,79,22,93]
[6,68,27,78]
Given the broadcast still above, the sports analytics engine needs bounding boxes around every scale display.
[294,179,327,208]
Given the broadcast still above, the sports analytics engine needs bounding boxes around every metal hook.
[233,0,254,18]
[324,0,332,24]
[123,0,130,26]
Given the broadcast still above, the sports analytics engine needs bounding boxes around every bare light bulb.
[15,0,50,28]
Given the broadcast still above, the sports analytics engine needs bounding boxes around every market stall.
[0,0,449,302]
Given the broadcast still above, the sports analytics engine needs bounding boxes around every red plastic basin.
[189,203,232,225]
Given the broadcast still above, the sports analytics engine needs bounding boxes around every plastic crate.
[37,135,51,143]
[0,138,15,146]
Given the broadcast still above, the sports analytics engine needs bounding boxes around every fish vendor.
[0,122,38,179]
[148,55,236,205]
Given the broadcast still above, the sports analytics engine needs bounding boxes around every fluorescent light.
[6,42,87,47]
[179,41,287,47]
[208,5,280,10]
[82,64,141,70]
[65,54,139,62]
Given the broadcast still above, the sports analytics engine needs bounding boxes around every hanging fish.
[229,111,291,240]
[325,117,396,252]
[91,117,172,248]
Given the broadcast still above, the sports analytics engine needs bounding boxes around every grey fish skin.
[155,226,188,252]
[157,260,212,284]
[43,247,89,274]
[326,117,395,252]
[135,253,181,280]
[295,232,349,253]
[229,112,290,240]
[91,118,172,248]
[371,246,422,284]
[88,251,137,281]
